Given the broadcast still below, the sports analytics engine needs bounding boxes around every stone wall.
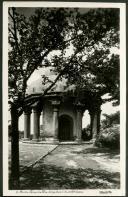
[42,100,77,140]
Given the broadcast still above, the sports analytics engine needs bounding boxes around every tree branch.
[41,43,91,96]
[26,48,54,81]
[8,27,15,38]
[8,9,14,21]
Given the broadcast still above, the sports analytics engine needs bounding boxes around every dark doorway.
[58,115,73,141]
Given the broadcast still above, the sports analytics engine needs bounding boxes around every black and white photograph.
[3,1,126,196]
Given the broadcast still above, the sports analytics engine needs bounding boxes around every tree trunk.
[10,105,20,189]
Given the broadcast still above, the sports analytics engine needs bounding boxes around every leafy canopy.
[48,8,119,105]
[8,7,120,112]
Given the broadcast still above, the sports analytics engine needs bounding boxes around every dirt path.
[18,144,120,190]
[8,142,58,174]
[41,144,120,172]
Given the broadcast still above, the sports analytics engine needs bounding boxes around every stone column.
[24,108,31,140]
[89,111,94,139]
[32,107,41,141]
[92,112,98,139]
[41,111,44,126]
[42,110,45,135]
[52,100,60,142]
[90,107,101,140]
[76,102,84,142]
[97,109,101,134]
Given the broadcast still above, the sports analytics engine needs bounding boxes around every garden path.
[9,143,120,189]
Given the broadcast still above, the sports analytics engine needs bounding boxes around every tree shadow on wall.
[9,163,120,190]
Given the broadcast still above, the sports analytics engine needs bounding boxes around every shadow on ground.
[71,147,120,159]
[9,162,120,190]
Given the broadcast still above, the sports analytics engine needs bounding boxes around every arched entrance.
[58,115,73,141]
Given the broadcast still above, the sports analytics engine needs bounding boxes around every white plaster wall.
[43,100,54,137]
[43,100,77,139]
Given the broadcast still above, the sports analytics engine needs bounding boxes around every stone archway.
[58,115,73,141]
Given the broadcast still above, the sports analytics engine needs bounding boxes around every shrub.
[101,111,120,129]
[95,124,120,149]
[82,125,92,141]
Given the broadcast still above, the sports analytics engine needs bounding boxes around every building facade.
[23,89,102,144]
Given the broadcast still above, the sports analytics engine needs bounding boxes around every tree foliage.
[9,8,120,112]
[101,111,120,129]
[8,7,75,111]
[47,8,120,106]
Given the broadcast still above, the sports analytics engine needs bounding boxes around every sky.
[16,7,90,17]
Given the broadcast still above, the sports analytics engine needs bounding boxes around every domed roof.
[26,75,76,95]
